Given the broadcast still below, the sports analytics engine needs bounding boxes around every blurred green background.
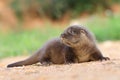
[0,0,120,58]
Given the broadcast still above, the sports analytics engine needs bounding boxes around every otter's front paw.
[100,57,110,61]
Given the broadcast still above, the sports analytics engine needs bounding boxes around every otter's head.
[60,25,93,47]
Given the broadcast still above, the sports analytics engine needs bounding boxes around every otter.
[61,25,110,63]
[7,25,109,68]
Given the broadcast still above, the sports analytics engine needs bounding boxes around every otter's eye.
[71,30,77,35]
[80,29,85,33]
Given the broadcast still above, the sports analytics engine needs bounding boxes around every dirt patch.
[0,41,120,80]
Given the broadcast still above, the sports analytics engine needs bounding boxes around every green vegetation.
[0,16,120,58]
[87,16,120,41]
[0,27,63,58]
[10,0,114,20]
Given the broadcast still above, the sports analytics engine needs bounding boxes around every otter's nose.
[61,33,66,38]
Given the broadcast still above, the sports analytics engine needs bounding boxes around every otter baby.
[61,25,109,63]
[7,25,109,67]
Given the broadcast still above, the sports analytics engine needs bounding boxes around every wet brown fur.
[7,25,109,68]
[61,25,109,62]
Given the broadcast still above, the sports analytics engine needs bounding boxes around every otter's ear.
[80,29,85,34]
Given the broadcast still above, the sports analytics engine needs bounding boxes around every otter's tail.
[7,51,40,68]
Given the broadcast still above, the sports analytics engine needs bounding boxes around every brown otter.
[7,25,109,68]
[7,38,76,67]
[61,25,110,63]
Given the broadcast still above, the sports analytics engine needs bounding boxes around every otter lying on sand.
[7,25,110,67]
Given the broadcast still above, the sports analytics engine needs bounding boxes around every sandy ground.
[0,41,120,80]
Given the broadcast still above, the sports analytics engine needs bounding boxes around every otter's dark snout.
[61,33,71,39]
[61,33,66,38]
